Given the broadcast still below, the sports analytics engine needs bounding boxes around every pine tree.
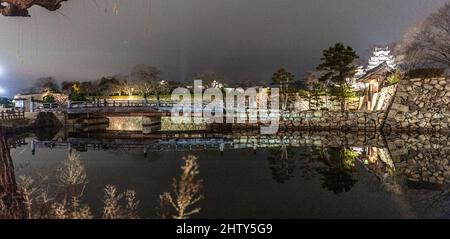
[272,68,295,110]
[316,43,359,111]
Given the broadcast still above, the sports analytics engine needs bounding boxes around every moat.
[6,128,450,219]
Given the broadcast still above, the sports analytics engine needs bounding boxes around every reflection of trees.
[316,147,358,195]
[34,126,61,141]
[158,155,204,219]
[296,146,324,180]
[102,185,140,219]
[267,141,296,184]
[2,141,141,219]
[317,168,357,194]
[56,152,88,198]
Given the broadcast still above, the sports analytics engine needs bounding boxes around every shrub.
[387,70,402,86]
[42,94,56,104]
[69,92,87,102]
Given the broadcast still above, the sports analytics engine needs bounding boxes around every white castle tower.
[366,47,397,71]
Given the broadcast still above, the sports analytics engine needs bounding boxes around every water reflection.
[315,148,358,194]
[267,146,296,184]
[158,155,203,219]
[2,135,204,219]
[6,130,450,218]
[107,117,143,131]
[106,116,207,132]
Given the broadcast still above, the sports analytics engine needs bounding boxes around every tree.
[304,71,327,110]
[316,43,359,111]
[61,81,77,95]
[42,94,56,104]
[309,82,327,110]
[396,4,450,70]
[158,155,203,219]
[97,76,123,96]
[79,82,96,96]
[317,148,358,195]
[0,97,12,108]
[194,72,226,89]
[387,70,402,86]
[68,83,87,101]
[130,65,164,97]
[0,0,68,16]
[267,145,296,184]
[69,92,87,102]
[33,77,60,93]
[227,77,265,88]
[116,74,134,96]
[272,68,295,110]
[61,81,92,100]
[0,134,26,219]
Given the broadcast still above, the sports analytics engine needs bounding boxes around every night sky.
[0,0,448,95]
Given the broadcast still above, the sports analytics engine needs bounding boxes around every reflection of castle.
[358,147,395,179]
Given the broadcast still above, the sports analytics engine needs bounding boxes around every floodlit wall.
[384,77,450,133]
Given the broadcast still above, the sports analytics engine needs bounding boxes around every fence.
[68,100,177,109]
[0,110,25,120]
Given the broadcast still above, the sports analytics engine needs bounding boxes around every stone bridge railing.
[0,110,25,121]
[68,100,177,109]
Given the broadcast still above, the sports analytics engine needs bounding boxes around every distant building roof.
[13,98,28,101]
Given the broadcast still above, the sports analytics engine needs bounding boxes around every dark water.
[8,130,450,219]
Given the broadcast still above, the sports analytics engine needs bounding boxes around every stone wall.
[229,131,450,186]
[224,110,387,132]
[228,84,397,132]
[228,131,385,149]
[384,77,450,133]
[278,111,386,131]
[386,133,450,186]
[373,84,397,112]
[293,95,346,111]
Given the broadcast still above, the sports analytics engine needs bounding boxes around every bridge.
[67,100,177,115]
[34,100,177,115]
[35,99,266,116]
[0,110,32,133]
[31,137,235,154]
[30,99,281,134]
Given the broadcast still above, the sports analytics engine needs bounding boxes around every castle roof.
[358,62,395,82]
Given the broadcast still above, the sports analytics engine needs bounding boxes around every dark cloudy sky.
[0,0,448,95]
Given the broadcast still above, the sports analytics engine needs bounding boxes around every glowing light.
[0,88,5,95]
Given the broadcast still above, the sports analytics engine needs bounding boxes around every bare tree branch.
[396,3,450,71]
[0,0,68,16]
